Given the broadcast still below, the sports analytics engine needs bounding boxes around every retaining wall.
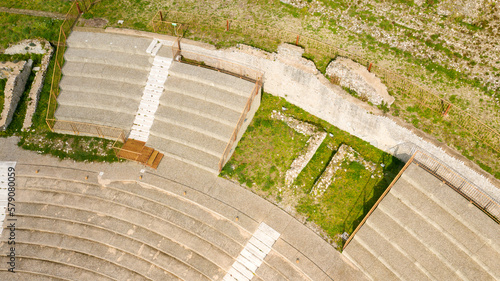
[106,28,500,202]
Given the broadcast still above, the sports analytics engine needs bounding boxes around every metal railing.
[45,1,126,144]
[171,38,263,83]
[151,9,500,155]
[343,150,500,250]
[413,150,500,221]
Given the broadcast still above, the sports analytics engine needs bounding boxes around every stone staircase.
[343,163,500,280]
[148,62,257,173]
[55,31,259,173]
[56,31,153,132]
[129,55,173,142]
[0,164,343,280]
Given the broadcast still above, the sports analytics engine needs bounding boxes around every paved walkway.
[0,136,367,280]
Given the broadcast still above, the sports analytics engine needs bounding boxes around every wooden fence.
[151,10,500,154]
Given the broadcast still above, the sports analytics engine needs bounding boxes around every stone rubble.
[0,60,32,131]
[271,110,327,186]
[279,0,500,93]
[21,39,54,130]
[310,144,382,200]
[326,57,394,106]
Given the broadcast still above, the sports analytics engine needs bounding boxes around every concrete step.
[149,119,227,157]
[366,203,461,280]
[59,75,144,100]
[67,31,162,56]
[20,177,250,246]
[392,177,496,255]
[6,242,141,280]
[64,47,152,71]
[165,76,248,112]
[147,134,221,174]
[0,255,115,281]
[343,238,399,281]
[62,61,149,85]
[169,62,255,97]
[261,252,308,281]
[54,104,135,131]
[255,262,288,281]
[16,199,235,275]
[0,270,67,281]
[378,192,493,280]
[17,187,243,260]
[155,104,234,142]
[11,217,210,280]
[401,164,500,251]
[355,220,430,281]
[57,90,139,114]
[161,90,241,126]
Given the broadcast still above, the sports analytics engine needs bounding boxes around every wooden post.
[296,35,299,46]
[368,62,373,72]
[76,2,82,14]
[160,11,164,22]
[443,103,452,116]
[226,20,229,31]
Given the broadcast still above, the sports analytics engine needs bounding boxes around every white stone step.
[223,223,280,281]
[232,261,254,280]
[151,42,162,56]
[249,237,271,255]
[258,223,281,241]
[227,268,249,281]
[145,84,164,93]
[146,39,159,54]
[236,255,258,273]
[253,229,276,248]
[147,79,166,88]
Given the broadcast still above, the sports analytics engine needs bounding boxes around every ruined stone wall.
[0,59,32,131]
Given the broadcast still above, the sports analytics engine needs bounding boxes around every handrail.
[45,1,127,145]
[412,150,500,222]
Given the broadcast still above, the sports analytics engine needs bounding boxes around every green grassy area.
[0,0,72,14]
[0,78,5,116]
[0,12,61,49]
[221,93,403,247]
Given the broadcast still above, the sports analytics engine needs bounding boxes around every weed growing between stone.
[221,93,403,248]
[0,79,6,116]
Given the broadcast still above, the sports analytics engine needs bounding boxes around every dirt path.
[0,7,65,20]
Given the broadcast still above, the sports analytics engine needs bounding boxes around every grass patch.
[0,12,61,49]
[18,132,120,163]
[222,93,403,248]
[0,0,72,14]
[0,78,5,116]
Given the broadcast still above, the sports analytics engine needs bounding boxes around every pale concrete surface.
[0,136,367,280]
[344,162,500,280]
